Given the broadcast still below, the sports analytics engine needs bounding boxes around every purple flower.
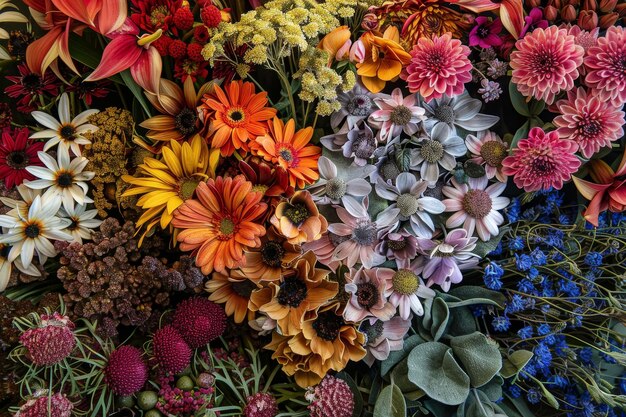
[359,316,412,366]
[376,230,419,268]
[521,8,549,37]
[469,17,503,48]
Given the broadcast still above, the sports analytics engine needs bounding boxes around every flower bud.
[582,0,597,11]
[599,11,619,27]
[349,39,365,64]
[361,13,379,31]
[544,5,560,20]
[599,0,616,11]
[578,9,599,30]
[552,0,562,9]
[527,0,542,8]
[561,5,577,21]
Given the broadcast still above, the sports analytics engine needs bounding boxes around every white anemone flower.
[0,195,72,268]
[59,204,103,244]
[25,149,95,212]
[308,156,375,205]
[29,93,99,156]
[422,91,500,135]
[409,123,466,184]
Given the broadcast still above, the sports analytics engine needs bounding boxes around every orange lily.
[84,18,162,95]
[454,0,524,39]
[317,26,352,65]
[23,0,126,76]
[572,149,626,227]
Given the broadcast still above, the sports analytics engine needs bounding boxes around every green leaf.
[431,297,450,342]
[529,116,543,128]
[390,358,424,399]
[471,228,508,258]
[408,342,471,405]
[374,384,407,417]
[529,99,545,116]
[382,334,424,377]
[450,332,502,388]
[508,81,531,117]
[448,286,506,308]
[510,121,530,149]
[448,306,478,337]
[479,376,504,402]
[119,69,152,118]
[537,381,560,409]
[500,350,533,379]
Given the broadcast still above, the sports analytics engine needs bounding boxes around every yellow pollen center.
[392,269,420,295]
[220,218,235,235]
[179,179,200,200]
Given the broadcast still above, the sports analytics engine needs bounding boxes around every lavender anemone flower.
[368,88,426,143]
[380,257,435,319]
[332,82,376,129]
[320,121,378,166]
[360,316,412,366]
[422,91,500,135]
[376,230,419,269]
[416,229,480,292]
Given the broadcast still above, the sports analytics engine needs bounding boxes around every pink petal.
[84,35,141,82]
[130,47,162,94]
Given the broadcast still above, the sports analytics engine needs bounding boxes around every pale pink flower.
[375,230,418,269]
[466,131,509,183]
[344,267,396,322]
[442,176,510,242]
[554,87,625,159]
[302,232,343,270]
[380,258,435,319]
[510,26,584,104]
[416,229,479,292]
[368,88,425,143]
[562,25,599,52]
[502,127,581,192]
[584,26,626,108]
[349,39,365,64]
[401,33,472,102]
[360,316,411,366]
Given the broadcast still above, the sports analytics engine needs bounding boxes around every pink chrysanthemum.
[19,312,76,366]
[584,26,626,107]
[172,297,227,348]
[243,392,279,417]
[153,325,192,373]
[401,33,472,102]
[306,376,354,417]
[554,87,625,159]
[510,26,584,104]
[502,127,581,192]
[104,346,148,395]
[15,392,73,417]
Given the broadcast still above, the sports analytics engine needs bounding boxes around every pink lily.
[454,0,524,39]
[84,18,162,95]
[24,0,126,75]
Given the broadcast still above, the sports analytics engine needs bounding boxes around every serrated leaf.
[508,81,531,117]
[374,384,407,417]
[500,350,533,378]
[450,332,502,388]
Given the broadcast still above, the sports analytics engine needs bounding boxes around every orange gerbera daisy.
[356,27,412,93]
[239,228,302,283]
[171,175,267,274]
[251,117,321,189]
[271,191,328,245]
[206,270,261,323]
[198,80,276,157]
[252,251,338,336]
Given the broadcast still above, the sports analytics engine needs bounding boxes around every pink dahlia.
[367,88,425,142]
[15,392,73,417]
[554,87,625,158]
[502,127,581,192]
[584,26,626,107]
[105,345,148,395]
[173,297,227,348]
[19,312,76,366]
[401,33,472,102]
[306,376,354,417]
[153,325,192,373]
[510,26,584,104]
[243,392,279,417]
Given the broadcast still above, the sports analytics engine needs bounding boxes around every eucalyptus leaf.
[479,376,503,402]
[448,306,478,337]
[382,334,425,377]
[500,350,533,378]
[374,384,407,417]
[431,297,450,342]
[508,81,531,118]
[391,358,421,394]
[448,286,506,308]
[424,399,459,417]
[408,342,470,405]
[510,121,530,149]
[450,332,502,388]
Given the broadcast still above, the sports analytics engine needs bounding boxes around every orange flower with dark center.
[171,175,267,274]
[198,80,276,157]
[271,191,328,245]
[252,251,338,336]
[251,117,321,189]
[206,270,261,323]
[239,228,302,282]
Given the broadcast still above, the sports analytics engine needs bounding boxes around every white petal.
[346,179,371,197]
[317,156,337,179]
[31,112,61,130]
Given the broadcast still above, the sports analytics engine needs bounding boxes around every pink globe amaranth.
[104,345,148,395]
[19,313,76,366]
[172,297,227,349]
[153,325,192,373]
[502,127,581,192]
[15,392,73,417]
[584,26,626,108]
[243,392,279,417]
[510,26,584,104]
[401,33,472,102]
[307,376,354,417]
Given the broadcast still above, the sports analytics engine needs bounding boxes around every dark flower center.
[231,279,257,298]
[227,108,245,124]
[260,241,285,268]
[462,189,493,219]
[283,203,309,226]
[56,172,74,187]
[346,94,372,116]
[175,108,198,136]
[352,220,377,246]
[478,26,491,38]
[420,140,445,163]
[6,151,28,169]
[387,238,407,251]
[480,140,507,167]
[22,73,41,90]
[219,218,236,235]
[24,223,40,238]
[531,158,555,176]
[351,130,376,159]
[325,178,347,200]
[579,117,602,138]
[68,218,79,231]
[532,51,557,75]
[8,31,33,60]
[277,276,308,307]
[356,282,379,309]
[389,105,413,126]
[312,310,343,341]
[360,319,384,344]
[279,148,294,163]
[379,159,401,182]
[60,125,76,140]
[434,105,455,123]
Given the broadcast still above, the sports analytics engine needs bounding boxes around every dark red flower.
[239,160,292,198]
[172,297,227,348]
[66,80,110,106]
[131,0,182,35]
[5,63,60,113]
[174,59,209,83]
[105,345,149,395]
[0,128,44,189]
[153,325,192,373]
[212,44,250,84]
[19,313,76,366]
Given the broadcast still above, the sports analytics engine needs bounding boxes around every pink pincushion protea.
[243,392,279,417]
[153,325,192,373]
[554,87,625,159]
[172,297,227,348]
[584,26,626,107]
[502,127,581,192]
[510,26,584,104]
[104,345,148,395]
[401,33,472,102]
[15,391,73,417]
[306,376,354,417]
[19,312,76,366]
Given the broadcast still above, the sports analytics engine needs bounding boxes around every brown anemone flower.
[254,251,337,336]
[206,269,261,324]
[239,228,302,283]
[265,332,323,388]
[271,190,328,245]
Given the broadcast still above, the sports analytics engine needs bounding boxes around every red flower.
[0,128,44,189]
[239,160,292,198]
[174,58,210,83]
[131,0,182,35]
[5,63,59,113]
[65,79,110,106]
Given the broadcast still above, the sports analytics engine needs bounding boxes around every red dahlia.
[105,346,149,395]
[172,297,227,348]
[0,127,44,189]
[153,325,192,373]
[131,0,182,35]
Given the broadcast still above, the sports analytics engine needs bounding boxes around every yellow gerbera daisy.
[122,135,214,241]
